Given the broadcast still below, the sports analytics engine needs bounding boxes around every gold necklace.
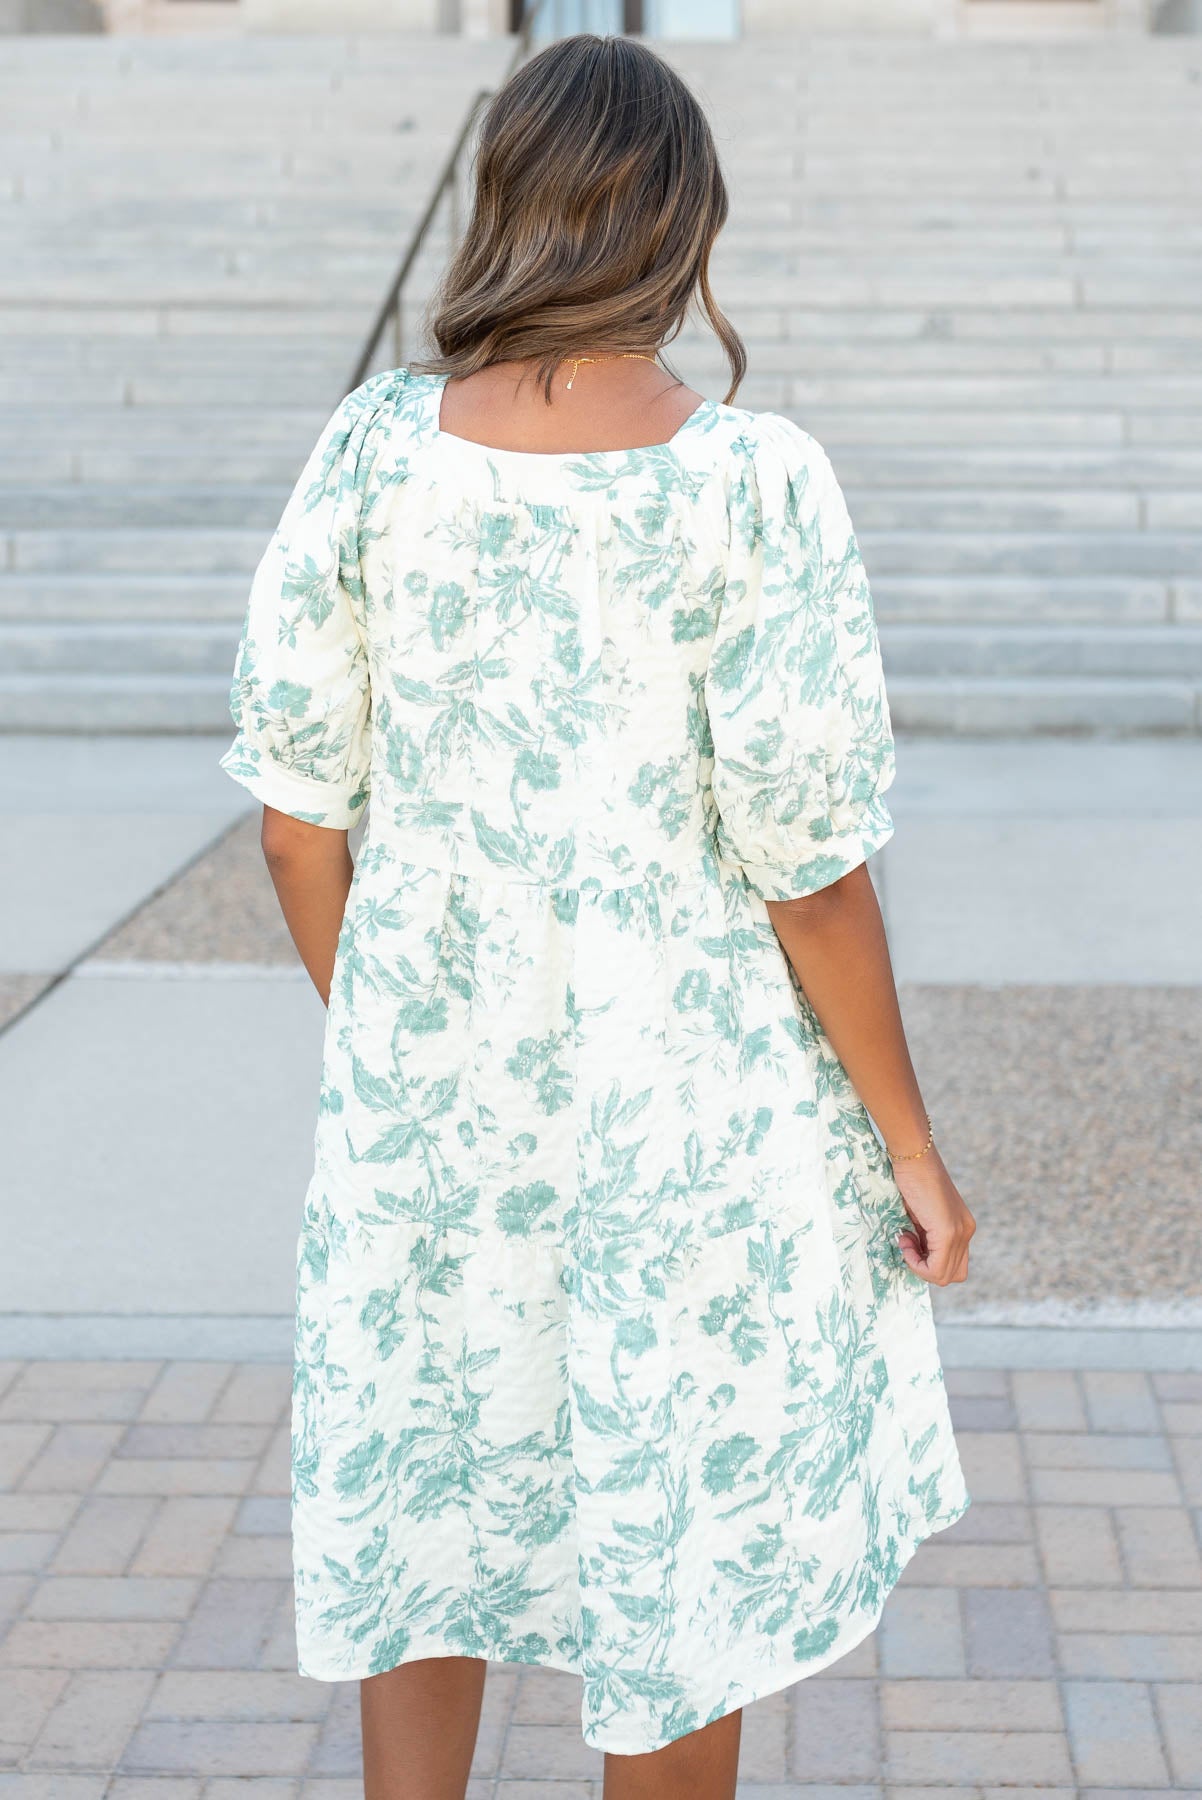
[563,351,659,392]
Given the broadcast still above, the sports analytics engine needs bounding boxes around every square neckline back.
[429,368,715,462]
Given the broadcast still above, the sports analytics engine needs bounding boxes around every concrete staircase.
[0,33,509,731]
[669,33,1202,732]
[1,31,1201,732]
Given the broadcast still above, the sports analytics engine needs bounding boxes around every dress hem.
[294,1483,972,1757]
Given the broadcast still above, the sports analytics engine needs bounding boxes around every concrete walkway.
[3,732,1199,1361]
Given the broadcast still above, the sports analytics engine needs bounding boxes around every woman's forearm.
[764,862,928,1157]
[260,806,354,1006]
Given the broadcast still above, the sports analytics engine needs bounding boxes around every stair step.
[0,675,234,732]
[0,622,238,676]
[887,677,1200,735]
[6,620,1201,684]
[0,488,287,531]
[0,575,248,623]
[879,625,1202,678]
[871,576,1174,624]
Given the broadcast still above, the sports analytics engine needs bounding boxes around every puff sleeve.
[705,414,895,901]
[218,376,393,829]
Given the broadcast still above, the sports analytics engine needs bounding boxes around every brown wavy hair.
[412,34,745,405]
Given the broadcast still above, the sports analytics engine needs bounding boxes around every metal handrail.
[346,0,553,394]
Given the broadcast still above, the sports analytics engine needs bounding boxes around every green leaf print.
[218,372,967,1754]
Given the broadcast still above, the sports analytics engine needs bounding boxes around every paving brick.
[880,1677,1062,1731]
[51,1496,158,1576]
[210,1365,291,1425]
[1063,1680,1170,1786]
[979,1790,1077,1800]
[898,1543,1038,1588]
[207,1784,298,1800]
[19,1425,123,1493]
[211,1533,293,1579]
[1051,1587,1202,1633]
[138,1364,232,1425]
[822,1633,877,1676]
[169,1578,287,1669]
[1059,1633,1202,1681]
[28,1575,198,1622]
[944,1370,1010,1399]
[0,1382,147,1424]
[130,1497,239,1578]
[0,1777,109,1798]
[964,1589,1056,1679]
[1031,1468,1182,1507]
[308,1683,361,1778]
[912,1502,1030,1551]
[469,1785,594,1800]
[497,1723,604,1780]
[1078,1792,1202,1800]
[97,1460,256,1498]
[206,1784,299,1800]
[0,1667,70,1762]
[884,1728,1073,1785]
[1153,1374,1202,1403]
[787,1677,879,1780]
[1116,1504,1202,1588]
[0,1495,78,1532]
[147,1668,329,1722]
[118,1424,273,1461]
[0,1424,53,1490]
[1156,1683,1202,1785]
[877,1589,965,1678]
[28,1668,156,1769]
[0,1532,58,1574]
[1173,1436,1202,1506]
[105,1778,201,1792]
[235,1497,291,1537]
[512,1667,579,1724]
[948,1396,1015,1431]
[1082,1372,1161,1434]
[250,1425,292,1497]
[0,1573,36,1627]
[105,1784,202,1799]
[17,1365,160,1394]
[0,1621,180,1669]
[1012,1370,1087,1432]
[120,1719,319,1776]
[1035,1505,1124,1586]
[258,1588,299,1671]
[735,1689,788,1781]
[1024,1432,1172,1472]
[1164,1403,1202,1436]
[955,1433,1026,1504]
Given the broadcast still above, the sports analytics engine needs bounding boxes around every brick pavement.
[1,1360,1201,1796]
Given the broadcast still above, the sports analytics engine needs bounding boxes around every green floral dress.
[219,366,969,1754]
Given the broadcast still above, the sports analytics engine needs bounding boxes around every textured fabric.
[220,367,970,1754]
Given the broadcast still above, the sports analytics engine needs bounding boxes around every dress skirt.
[288,843,971,1754]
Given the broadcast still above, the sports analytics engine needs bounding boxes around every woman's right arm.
[765,864,975,1288]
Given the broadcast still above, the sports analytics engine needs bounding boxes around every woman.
[220,32,974,1800]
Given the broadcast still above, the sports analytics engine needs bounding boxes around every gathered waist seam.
[355,832,728,894]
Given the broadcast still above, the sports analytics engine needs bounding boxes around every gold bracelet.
[888,1116,934,1163]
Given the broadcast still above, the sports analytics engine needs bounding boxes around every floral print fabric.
[219,367,969,1754]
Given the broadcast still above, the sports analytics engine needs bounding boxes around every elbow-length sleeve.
[705,413,896,901]
[218,377,391,829]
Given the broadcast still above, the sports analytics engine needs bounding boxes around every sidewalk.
[1,1355,1200,1794]
[2,731,1200,1792]
[2,733,1200,1358]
